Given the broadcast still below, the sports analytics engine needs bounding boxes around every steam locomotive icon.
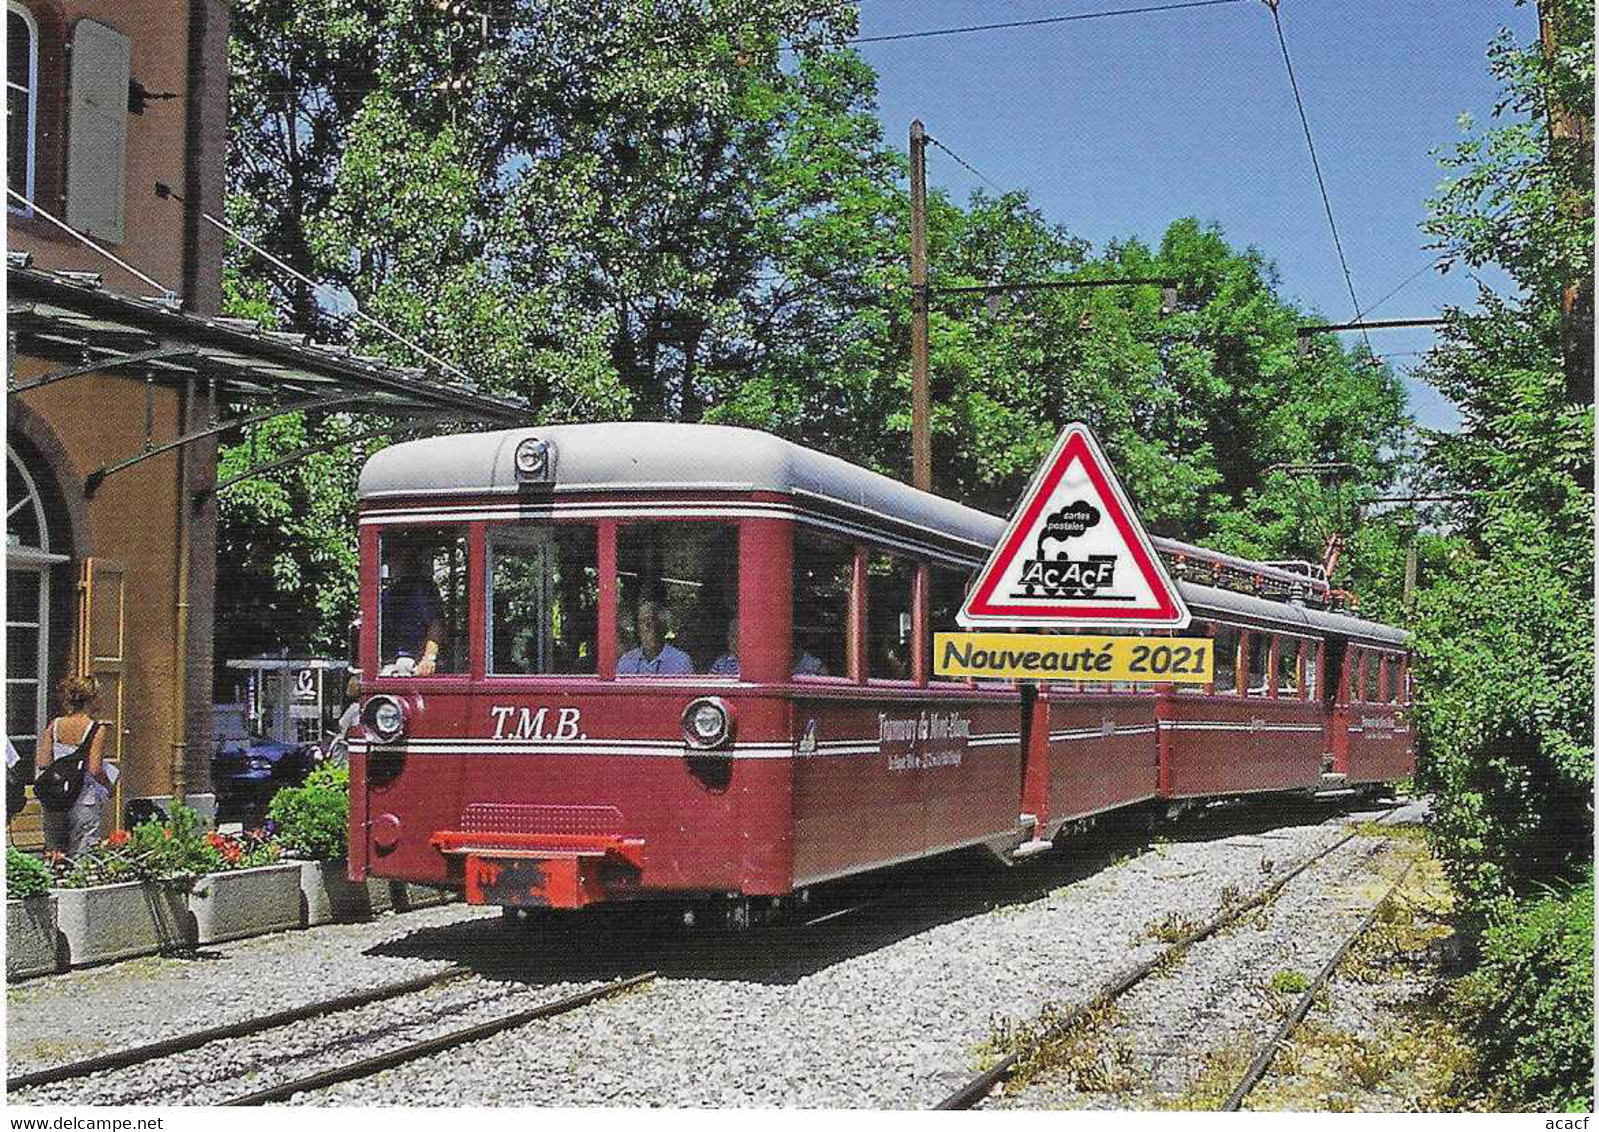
[1011,500,1126,600]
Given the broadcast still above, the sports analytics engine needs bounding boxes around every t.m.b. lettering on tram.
[1013,500,1119,600]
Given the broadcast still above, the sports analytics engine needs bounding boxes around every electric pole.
[910,119,931,492]
[1537,0,1595,406]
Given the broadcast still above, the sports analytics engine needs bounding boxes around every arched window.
[6,1,39,211]
[7,446,65,742]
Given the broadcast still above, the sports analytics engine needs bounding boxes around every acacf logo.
[1013,500,1121,600]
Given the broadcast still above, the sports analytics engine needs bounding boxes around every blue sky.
[850,0,1540,431]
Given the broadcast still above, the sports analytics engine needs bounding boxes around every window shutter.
[64,19,131,243]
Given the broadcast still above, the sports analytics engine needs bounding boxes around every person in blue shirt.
[382,543,445,675]
[617,599,694,675]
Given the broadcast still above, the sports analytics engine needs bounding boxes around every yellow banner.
[934,632,1213,683]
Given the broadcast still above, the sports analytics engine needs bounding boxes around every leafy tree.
[1410,0,1594,907]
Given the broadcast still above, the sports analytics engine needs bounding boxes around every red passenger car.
[348,423,1411,911]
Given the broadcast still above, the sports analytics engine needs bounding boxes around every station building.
[6,0,521,842]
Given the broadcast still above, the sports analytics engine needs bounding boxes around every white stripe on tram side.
[347,732,1027,760]
[358,500,985,568]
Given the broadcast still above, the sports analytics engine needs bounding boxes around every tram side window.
[1363,651,1380,703]
[616,523,737,676]
[1277,637,1302,697]
[1304,643,1320,700]
[1383,654,1401,703]
[1245,633,1270,695]
[378,528,467,675]
[1211,625,1240,693]
[792,529,850,678]
[928,565,970,683]
[487,525,598,675]
[867,552,916,680]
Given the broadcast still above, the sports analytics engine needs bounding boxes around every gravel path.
[7,798,1415,1108]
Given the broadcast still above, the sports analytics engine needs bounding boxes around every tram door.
[1322,635,1349,777]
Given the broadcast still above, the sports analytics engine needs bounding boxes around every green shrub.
[6,846,52,899]
[1456,867,1594,1111]
[267,763,350,860]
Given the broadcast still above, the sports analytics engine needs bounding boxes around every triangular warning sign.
[959,423,1190,629]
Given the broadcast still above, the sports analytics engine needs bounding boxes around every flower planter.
[187,862,304,944]
[298,861,457,923]
[6,895,64,980]
[54,881,194,967]
[395,883,455,910]
[299,860,393,925]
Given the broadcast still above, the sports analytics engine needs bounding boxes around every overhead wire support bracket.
[8,345,199,394]
[84,392,373,496]
[1296,318,1448,336]
[202,413,457,499]
[932,276,1178,296]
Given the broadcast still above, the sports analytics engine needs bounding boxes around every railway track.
[933,810,1402,1110]
[1219,861,1417,1111]
[7,965,654,1106]
[6,964,475,1091]
[221,972,656,1106]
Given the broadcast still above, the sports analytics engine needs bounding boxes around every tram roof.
[360,423,1407,647]
[360,421,1007,549]
[1178,582,1408,649]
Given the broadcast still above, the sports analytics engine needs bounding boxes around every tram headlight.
[362,694,408,742]
[682,697,734,751]
[514,437,554,482]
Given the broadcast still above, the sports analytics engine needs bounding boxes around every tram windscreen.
[616,523,737,676]
[377,528,467,675]
[487,525,599,675]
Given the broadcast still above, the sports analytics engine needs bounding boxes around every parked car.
[212,738,321,824]
[213,656,350,824]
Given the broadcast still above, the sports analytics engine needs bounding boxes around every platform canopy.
[7,251,529,497]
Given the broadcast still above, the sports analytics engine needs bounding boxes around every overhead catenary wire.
[1264,1,1372,354]
[1358,259,1446,322]
[848,0,1248,45]
[6,188,176,300]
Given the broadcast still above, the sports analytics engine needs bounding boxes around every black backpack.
[34,722,100,813]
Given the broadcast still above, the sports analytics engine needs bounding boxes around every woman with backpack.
[35,675,111,859]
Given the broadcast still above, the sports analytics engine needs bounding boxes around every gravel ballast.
[7,799,1419,1108]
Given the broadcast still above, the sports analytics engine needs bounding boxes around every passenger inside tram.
[379,535,458,675]
[707,619,828,678]
[615,523,737,675]
[616,599,694,676]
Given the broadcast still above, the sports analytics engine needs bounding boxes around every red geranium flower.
[107,829,131,847]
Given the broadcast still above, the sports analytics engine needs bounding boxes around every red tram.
[348,423,1411,911]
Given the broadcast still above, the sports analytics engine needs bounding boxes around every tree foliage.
[1410,0,1594,907]
[217,1,1408,655]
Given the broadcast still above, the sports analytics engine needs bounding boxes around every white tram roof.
[360,423,1406,648]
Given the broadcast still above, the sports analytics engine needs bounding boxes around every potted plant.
[269,764,386,922]
[271,764,452,922]
[6,847,62,980]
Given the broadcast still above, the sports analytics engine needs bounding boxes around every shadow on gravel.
[366,795,1407,988]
